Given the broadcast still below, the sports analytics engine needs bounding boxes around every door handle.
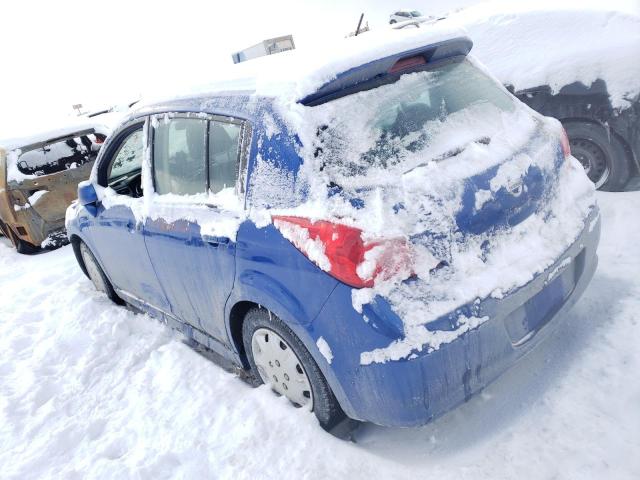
[204,236,230,247]
[126,220,141,232]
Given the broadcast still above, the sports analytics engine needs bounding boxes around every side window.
[107,128,144,196]
[208,121,241,193]
[154,118,207,195]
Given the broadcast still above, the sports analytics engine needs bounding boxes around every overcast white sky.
[0,0,483,136]
[2,0,637,138]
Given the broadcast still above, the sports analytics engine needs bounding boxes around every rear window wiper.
[403,136,491,175]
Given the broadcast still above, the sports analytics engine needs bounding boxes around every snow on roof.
[143,22,469,107]
[444,1,640,109]
[0,111,123,152]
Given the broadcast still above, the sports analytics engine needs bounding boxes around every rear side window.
[209,121,241,193]
[152,116,244,196]
[154,118,207,195]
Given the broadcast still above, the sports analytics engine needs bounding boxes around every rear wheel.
[79,241,122,304]
[564,121,631,191]
[242,307,346,430]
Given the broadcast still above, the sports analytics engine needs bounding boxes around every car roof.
[131,23,470,119]
[0,112,122,152]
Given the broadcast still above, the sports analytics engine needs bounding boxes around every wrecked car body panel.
[0,127,108,250]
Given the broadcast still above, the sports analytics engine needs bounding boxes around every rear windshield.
[16,133,105,176]
[310,58,516,182]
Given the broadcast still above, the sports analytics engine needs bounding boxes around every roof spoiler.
[300,36,473,107]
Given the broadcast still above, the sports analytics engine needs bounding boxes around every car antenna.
[355,13,364,36]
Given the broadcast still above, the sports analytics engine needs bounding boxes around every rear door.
[143,113,248,341]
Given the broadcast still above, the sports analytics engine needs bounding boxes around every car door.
[86,121,171,312]
[143,113,248,341]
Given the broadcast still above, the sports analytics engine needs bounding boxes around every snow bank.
[1,190,639,479]
[444,1,640,109]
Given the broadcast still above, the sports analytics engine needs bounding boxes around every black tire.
[242,307,346,430]
[78,241,123,304]
[1,221,39,254]
[564,121,631,191]
[389,19,397,24]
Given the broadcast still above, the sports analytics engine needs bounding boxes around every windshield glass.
[16,133,104,177]
[309,58,516,183]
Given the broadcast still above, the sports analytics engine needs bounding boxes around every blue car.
[66,30,600,429]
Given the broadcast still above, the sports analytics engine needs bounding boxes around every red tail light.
[560,127,571,159]
[272,215,413,288]
[388,55,427,74]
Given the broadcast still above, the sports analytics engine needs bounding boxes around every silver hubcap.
[80,243,108,294]
[251,328,313,409]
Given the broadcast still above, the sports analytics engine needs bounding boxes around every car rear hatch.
[301,48,566,257]
[7,129,103,224]
[270,38,595,363]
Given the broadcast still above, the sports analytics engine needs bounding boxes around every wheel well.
[69,234,90,279]
[228,301,260,369]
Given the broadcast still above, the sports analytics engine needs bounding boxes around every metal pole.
[355,13,364,36]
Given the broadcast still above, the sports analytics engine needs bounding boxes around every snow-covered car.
[389,10,426,24]
[446,3,640,190]
[66,25,599,429]
[0,121,113,253]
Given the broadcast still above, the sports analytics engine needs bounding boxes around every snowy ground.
[0,190,639,479]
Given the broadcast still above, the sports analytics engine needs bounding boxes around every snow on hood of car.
[444,0,640,109]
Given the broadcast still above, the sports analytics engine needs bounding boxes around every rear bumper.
[8,211,65,247]
[311,207,600,427]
